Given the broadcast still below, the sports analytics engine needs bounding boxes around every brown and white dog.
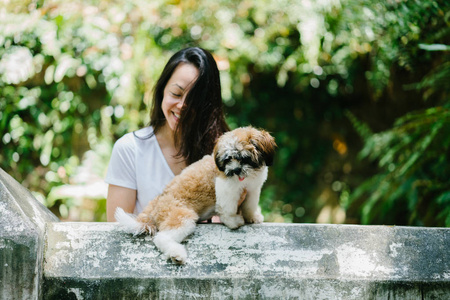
[115,126,276,264]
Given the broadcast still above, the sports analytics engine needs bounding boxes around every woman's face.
[162,62,199,132]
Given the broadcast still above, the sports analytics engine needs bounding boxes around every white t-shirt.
[105,126,175,214]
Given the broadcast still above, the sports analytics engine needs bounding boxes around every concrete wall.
[1,167,450,299]
[0,168,59,299]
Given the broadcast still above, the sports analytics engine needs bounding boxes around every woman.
[105,47,230,221]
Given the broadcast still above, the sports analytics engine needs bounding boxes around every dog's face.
[214,127,276,181]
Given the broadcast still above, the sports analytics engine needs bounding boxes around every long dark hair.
[150,47,230,165]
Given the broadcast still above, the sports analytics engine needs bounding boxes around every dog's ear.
[213,141,226,172]
[252,130,277,166]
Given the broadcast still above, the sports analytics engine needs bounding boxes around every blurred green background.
[1,0,449,225]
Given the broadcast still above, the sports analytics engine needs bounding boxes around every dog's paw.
[222,215,245,229]
[166,244,187,264]
[171,255,186,265]
[244,211,264,224]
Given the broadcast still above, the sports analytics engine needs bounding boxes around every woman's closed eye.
[171,92,182,97]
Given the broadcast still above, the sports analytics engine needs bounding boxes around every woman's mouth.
[172,112,181,121]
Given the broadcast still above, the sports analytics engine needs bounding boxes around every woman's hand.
[238,189,247,207]
[106,184,137,221]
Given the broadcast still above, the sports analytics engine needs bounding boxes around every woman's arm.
[106,184,137,221]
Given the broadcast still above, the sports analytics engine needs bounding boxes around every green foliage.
[348,105,450,226]
[1,0,449,225]
[342,0,450,226]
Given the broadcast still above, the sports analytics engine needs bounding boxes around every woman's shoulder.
[114,126,155,151]
[133,126,155,140]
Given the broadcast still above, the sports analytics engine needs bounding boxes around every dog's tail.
[115,207,155,236]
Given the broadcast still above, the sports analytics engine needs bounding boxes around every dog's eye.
[241,156,251,164]
[241,156,258,167]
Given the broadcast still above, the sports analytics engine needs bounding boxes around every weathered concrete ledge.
[44,222,450,299]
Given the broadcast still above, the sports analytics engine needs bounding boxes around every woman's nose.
[176,100,184,109]
[177,96,186,109]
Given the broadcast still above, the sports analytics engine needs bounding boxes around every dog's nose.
[232,167,242,175]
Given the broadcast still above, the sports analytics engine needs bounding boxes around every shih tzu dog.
[115,126,276,264]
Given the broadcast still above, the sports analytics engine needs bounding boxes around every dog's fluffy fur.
[115,126,276,264]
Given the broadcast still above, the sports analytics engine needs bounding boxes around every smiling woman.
[105,47,230,221]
